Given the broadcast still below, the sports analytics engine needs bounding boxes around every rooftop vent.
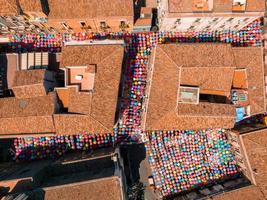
[19,100,27,109]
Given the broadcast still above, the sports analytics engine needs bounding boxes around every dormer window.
[232,0,246,12]
[80,22,86,27]
[120,21,129,30]
[100,21,107,29]
[60,22,68,29]
[80,21,92,30]
[60,22,72,31]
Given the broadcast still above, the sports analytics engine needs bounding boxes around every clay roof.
[168,0,265,13]
[158,43,235,68]
[19,0,44,12]
[149,110,235,130]
[0,93,57,135]
[68,90,92,115]
[0,93,57,118]
[12,69,46,87]
[212,185,265,200]
[44,177,122,200]
[241,129,267,197]
[11,69,55,99]
[12,84,47,99]
[0,0,19,16]
[60,45,124,132]
[134,18,152,26]
[0,116,55,135]
[0,0,44,16]
[48,0,133,19]
[145,44,236,131]
[146,44,265,131]
[53,114,110,135]
[232,47,265,115]
[180,67,235,93]
[177,102,235,116]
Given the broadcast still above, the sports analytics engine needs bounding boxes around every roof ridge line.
[149,110,177,130]
[158,46,182,70]
[6,0,18,14]
[97,47,121,66]
[89,115,111,133]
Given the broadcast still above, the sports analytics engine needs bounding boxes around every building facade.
[157,0,265,32]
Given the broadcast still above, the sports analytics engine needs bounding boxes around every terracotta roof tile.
[168,0,193,13]
[146,44,236,131]
[53,114,109,135]
[242,129,267,174]
[44,177,122,200]
[246,0,265,12]
[0,0,18,16]
[148,110,235,130]
[11,69,56,99]
[168,0,265,13]
[212,185,265,200]
[0,93,57,118]
[213,0,233,12]
[146,47,179,128]
[68,90,92,115]
[48,0,133,19]
[218,130,267,199]
[12,69,46,87]
[177,102,235,116]
[0,0,45,16]
[180,67,235,92]
[19,0,43,12]
[12,84,47,99]
[60,45,124,132]
[55,88,70,108]
[159,43,235,68]
[0,116,55,135]
[232,47,265,114]
[60,45,121,67]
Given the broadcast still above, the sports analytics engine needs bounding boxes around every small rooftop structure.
[56,44,125,134]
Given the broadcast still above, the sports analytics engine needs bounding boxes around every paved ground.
[120,144,161,200]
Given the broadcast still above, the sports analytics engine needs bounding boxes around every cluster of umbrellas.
[116,33,158,142]
[4,18,261,53]
[13,133,115,161]
[10,19,262,161]
[145,129,238,197]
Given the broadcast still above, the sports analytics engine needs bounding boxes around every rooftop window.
[232,0,246,12]
[178,86,199,104]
